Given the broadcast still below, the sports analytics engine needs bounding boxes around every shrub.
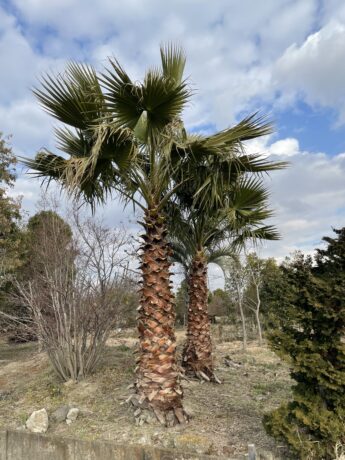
[263,230,345,459]
[14,211,135,381]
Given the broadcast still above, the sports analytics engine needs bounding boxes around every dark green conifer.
[263,229,345,459]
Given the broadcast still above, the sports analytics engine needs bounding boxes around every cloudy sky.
[1,0,345,268]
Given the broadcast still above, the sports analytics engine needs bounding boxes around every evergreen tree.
[175,280,188,325]
[263,232,345,459]
[0,133,23,330]
[0,132,22,275]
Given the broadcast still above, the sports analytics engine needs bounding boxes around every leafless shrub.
[12,209,137,381]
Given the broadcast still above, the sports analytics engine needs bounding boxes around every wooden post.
[248,443,257,460]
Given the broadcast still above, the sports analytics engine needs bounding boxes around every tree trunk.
[238,299,247,351]
[182,252,216,381]
[135,206,186,425]
[255,284,262,345]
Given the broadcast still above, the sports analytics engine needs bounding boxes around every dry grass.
[0,326,293,458]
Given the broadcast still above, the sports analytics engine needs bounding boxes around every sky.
[1,0,345,279]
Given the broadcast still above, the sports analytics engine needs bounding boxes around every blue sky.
[1,0,345,269]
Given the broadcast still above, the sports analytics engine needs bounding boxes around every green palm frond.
[20,151,66,181]
[160,44,186,86]
[101,60,142,130]
[207,246,237,264]
[101,56,190,142]
[204,113,273,151]
[171,114,287,211]
[55,127,91,158]
[33,63,104,129]
[20,150,117,207]
[231,225,280,250]
[169,240,191,271]
[226,177,271,220]
[142,70,190,136]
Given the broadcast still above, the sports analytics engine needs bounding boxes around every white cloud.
[262,145,345,260]
[0,99,55,156]
[273,21,345,124]
[269,138,299,157]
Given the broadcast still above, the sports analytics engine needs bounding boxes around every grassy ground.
[0,326,293,458]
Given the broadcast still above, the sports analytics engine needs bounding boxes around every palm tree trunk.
[134,206,186,425]
[182,252,217,381]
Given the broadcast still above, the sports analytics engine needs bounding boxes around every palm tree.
[169,178,280,381]
[22,48,192,424]
[22,46,286,424]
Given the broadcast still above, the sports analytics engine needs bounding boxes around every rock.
[183,403,195,418]
[66,408,79,425]
[174,433,212,454]
[136,409,156,425]
[138,434,150,445]
[26,409,49,433]
[165,410,176,427]
[51,405,70,423]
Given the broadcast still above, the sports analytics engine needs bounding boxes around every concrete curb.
[0,430,238,460]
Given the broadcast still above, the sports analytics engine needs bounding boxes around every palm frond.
[101,57,190,142]
[169,240,191,270]
[231,225,280,250]
[204,113,273,149]
[226,177,270,220]
[160,44,186,86]
[101,59,142,130]
[206,246,237,264]
[20,150,117,208]
[33,62,104,129]
[142,69,190,137]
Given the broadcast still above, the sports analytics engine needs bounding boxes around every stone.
[66,408,79,425]
[183,403,195,418]
[51,405,70,423]
[138,434,150,445]
[174,433,212,454]
[26,409,49,433]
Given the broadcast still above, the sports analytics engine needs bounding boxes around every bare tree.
[245,252,264,345]
[13,209,136,381]
[222,256,249,351]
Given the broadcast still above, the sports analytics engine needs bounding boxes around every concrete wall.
[0,430,230,460]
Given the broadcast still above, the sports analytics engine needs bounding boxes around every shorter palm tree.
[169,178,280,381]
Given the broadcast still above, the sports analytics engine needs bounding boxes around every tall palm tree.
[169,178,280,381]
[22,48,191,424]
[22,46,286,424]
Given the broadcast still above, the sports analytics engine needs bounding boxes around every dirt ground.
[0,326,293,458]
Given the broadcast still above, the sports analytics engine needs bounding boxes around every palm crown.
[23,46,286,214]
